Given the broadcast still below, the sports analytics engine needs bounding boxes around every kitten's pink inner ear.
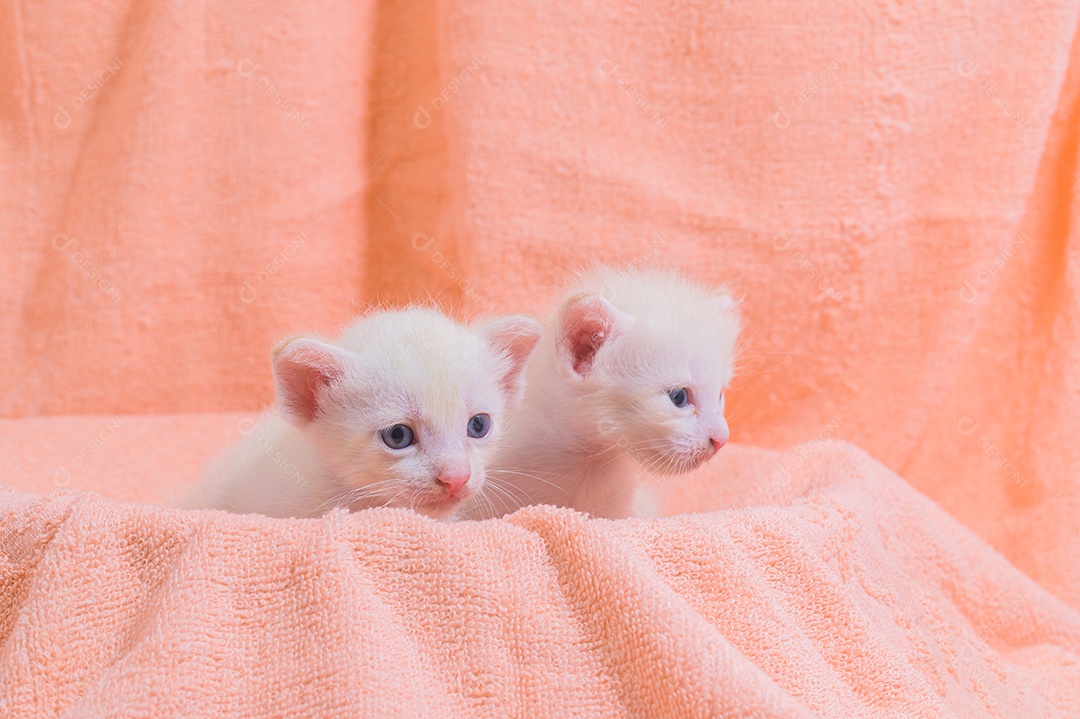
[481,315,543,404]
[560,294,622,376]
[272,338,349,424]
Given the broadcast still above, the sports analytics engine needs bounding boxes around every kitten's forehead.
[577,268,739,386]
[627,325,736,389]
[339,307,503,424]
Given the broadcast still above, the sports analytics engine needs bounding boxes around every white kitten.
[464,268,740,519]
[183,308,542,519]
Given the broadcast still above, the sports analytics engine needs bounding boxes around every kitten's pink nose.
[707,429,729,457]
[436,471,470,496]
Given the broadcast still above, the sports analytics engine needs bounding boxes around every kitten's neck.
[491,343,640,518]
[515,353,622,461]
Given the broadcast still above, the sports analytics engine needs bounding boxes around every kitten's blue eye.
[467,413,491,439]
[668,388,689,408]
[381,424,415,449]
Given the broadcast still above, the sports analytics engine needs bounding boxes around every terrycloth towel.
[2,441,1078,718]
[2,0,1078,611]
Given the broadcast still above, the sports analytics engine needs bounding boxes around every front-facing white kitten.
[463,268,740,520]
[184,308,542,519]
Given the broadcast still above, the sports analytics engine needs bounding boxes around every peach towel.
[3,1,1080,714]
[2,0,1078,608]
[2,442,1078,718]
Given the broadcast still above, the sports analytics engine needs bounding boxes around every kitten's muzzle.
[436,471,470,496]
[684,429,729,469]
[706,431,728,458]
[704,419,730,458]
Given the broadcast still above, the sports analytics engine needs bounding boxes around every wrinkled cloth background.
[2,1,1079,716]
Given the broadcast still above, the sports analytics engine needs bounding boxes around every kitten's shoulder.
[182,413,315,514]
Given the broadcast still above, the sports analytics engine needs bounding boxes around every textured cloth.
[2,0,1080,714]
[2,441,1079,718]
[1,0,1078,607]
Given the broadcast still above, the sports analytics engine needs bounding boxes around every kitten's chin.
[411,492,468,519]
[636,447,716,475]
[344,490,464,519]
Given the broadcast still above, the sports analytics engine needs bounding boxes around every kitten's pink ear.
[558,292,629,377]
[480,315,543,405]
[272,337,353,424]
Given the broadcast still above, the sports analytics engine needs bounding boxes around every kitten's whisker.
[330,477,401,499]
[358,481,408,503]
[473,494,495,520]
[316,478,404,513]
[484,476,530,504]
[486,469,575,500]
[480,480,520,515]
[486,489,506,516]
[482,493,504,520]
[339,490,393,512]
[483,476,568,516]
[330,486,388,507]
[594,444,643,470]
[644,447,686,477]
[488,465,578,483]
[471,484,508,520]
[379,488,410,510]
[628,436,680,448]
[483,477,538,511]
[653,458,678,478]
[317,490,368,514]
[476,489,501,517]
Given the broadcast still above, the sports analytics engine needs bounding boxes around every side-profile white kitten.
[184,308,542,519]
[463,267,740,520]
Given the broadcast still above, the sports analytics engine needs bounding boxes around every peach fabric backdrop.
[1,0,1078,609]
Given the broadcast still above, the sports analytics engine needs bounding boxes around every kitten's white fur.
[183,308,542,519]
[463,268,740,519]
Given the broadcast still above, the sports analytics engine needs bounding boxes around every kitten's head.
[554,268,740,475]
[272,308,542,519]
